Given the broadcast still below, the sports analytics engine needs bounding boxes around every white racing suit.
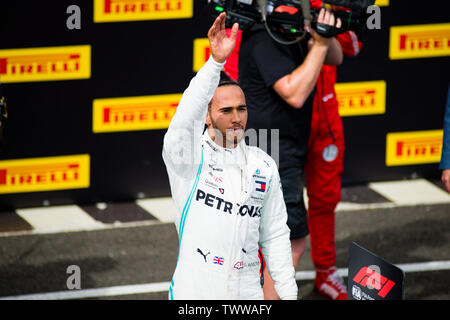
[162,56,298,300]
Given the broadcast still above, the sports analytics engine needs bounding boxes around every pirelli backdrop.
[0,0,448,209]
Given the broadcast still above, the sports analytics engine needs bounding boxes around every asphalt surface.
[0,201,449,300]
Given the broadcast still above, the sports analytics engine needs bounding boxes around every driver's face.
[206,85,247,148]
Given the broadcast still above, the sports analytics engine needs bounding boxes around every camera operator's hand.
[208,12,239,64]
[309,8,342,47]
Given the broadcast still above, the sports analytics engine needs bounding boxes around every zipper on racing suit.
[227,146,252,297]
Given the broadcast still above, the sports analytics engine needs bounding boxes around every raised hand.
[208,12,239,64]
[310,8,342,46]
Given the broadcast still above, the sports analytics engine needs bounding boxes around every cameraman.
[238,7,343,299]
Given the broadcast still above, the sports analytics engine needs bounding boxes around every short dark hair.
[218,71,240,88]
[209,72,242,111]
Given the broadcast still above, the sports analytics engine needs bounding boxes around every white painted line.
[335,201,396,212]
[296,260,450,280]
[0,282,170,300]
[0,219,163,237]
[16,205,103,233]
[396,260,450,273]
[295,267,348,280]
[136,197,174,223]
[369,179,450,205]
[2,260,450,300]
[295,270,316,280]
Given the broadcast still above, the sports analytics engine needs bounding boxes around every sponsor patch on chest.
[195,189,261,218]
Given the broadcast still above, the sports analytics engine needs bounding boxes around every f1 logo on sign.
[353,266,396,298]
[348,242,405,300]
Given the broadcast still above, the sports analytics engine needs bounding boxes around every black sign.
[347,242,405,300]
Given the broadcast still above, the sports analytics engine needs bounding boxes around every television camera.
[208,0,375,44]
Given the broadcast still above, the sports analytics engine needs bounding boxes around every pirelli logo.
[0,155,90,194]
[193,38,210,72]
[0,45,91,83]
[386,130,443,166]
[94,0,193,23]
[336,81,386,117]
[374,0,389,6]
[93,94,181,133]
[390,23,450,60]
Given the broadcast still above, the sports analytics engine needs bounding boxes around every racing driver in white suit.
[162,12,298,300]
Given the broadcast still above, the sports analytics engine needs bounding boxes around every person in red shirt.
[305,28,362,300]
[224,28,242,81]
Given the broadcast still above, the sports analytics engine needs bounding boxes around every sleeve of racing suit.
[162,56,225,177]
[336,31,362,57]
[259,165,298,300]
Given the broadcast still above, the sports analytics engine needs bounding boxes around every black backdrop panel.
[337,1,449,183]
[0,1,448,209]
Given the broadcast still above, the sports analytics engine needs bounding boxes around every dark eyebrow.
[219,105,247,112]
